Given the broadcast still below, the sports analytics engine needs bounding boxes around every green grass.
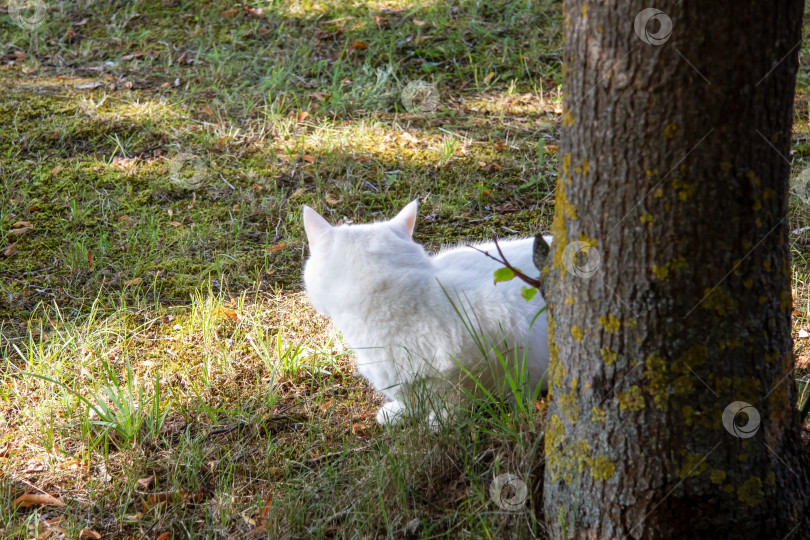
[2,0,810,538]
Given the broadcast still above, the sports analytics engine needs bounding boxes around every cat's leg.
[376,399,408,425]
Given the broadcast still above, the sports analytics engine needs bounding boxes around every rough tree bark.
[539,1,810,538]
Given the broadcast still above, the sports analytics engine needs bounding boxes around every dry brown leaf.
[118,214,134,226]
[412,19,427,27]
[483,71,495,85]
[310,92,325,102]
[136,475,155,490]
[213,306,239,319]
[9,226,31,235]
[79,529,102,539]
[325,194,341,205]
[296,111,309,123]
[155,532,171,540]
[124,277,143,287]
[3,243,17,257]
[374,15,389,27]
[352,423,367,435]
[220,8,239,17]
[51,166,62,176]
[12,221,32,228]
[87,250,94,268]
[494,141,509,150]
[301,154,316,163]
[15,493,65,508]
[483,163,503,173]
[202,105,214,117]
[261,494,273,520]
[493,202,517,213]
[143,489,187,512]
[291,187,305,198]
[352,41,369,50]
[168,221,183,228]
[269,241,286,252]
[545,144,560,153]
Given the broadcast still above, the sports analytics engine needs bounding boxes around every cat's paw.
[376,400,407,425]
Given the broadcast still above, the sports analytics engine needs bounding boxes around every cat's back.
[432,237,538,278]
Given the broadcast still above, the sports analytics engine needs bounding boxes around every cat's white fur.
[302,200,550,425]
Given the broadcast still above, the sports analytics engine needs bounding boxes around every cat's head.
[302,200,427,317]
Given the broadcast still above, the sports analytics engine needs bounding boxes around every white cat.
[302,200,550,426]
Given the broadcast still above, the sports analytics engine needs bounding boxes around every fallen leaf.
[310,92,325,102]
[15,493,65,508]
[121,51,144,61]
[168,221,184,228]
[494,141,509,150]
[73,18,88,26]
[412,19,427,27]
[136,475,155,490]
[300,154,316,163]
[143,489,186,513]
[325,194,341,205]
[291,187,305,198]
[220,8,239,17]
[352,41,368,50]
[2,243,16,257]
[296,111,309,123]
[75,81,104,90]
[261,494,273,519]
[155,532,171,540]
[13,221,32,228]
[483,163,503,173]
[477,161,487,168]
[241,510,256,526]
[124,277,143,287]
[213,306,239,319]
[269,241,286,252]
[118,214,134,226]
[352,423,367,435]
[494,202,517,213]
[545,144,560,153]
[87,249,94,268]
[202,105,214,116]
[9,226,31,235]
[51,165,62,176]
[79,529,102,539]
[481,189,491,197]
[483,71,495,85]
[374,15,389,27]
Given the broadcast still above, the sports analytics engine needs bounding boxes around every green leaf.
[493,267,515,284]
[521,286,538,301]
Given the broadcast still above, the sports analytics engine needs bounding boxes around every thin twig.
[467,235,542,288]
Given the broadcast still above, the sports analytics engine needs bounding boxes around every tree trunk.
[541,1,810,538]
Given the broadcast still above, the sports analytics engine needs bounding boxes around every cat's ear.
[391,199,419,238]
[303,205,332,250]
